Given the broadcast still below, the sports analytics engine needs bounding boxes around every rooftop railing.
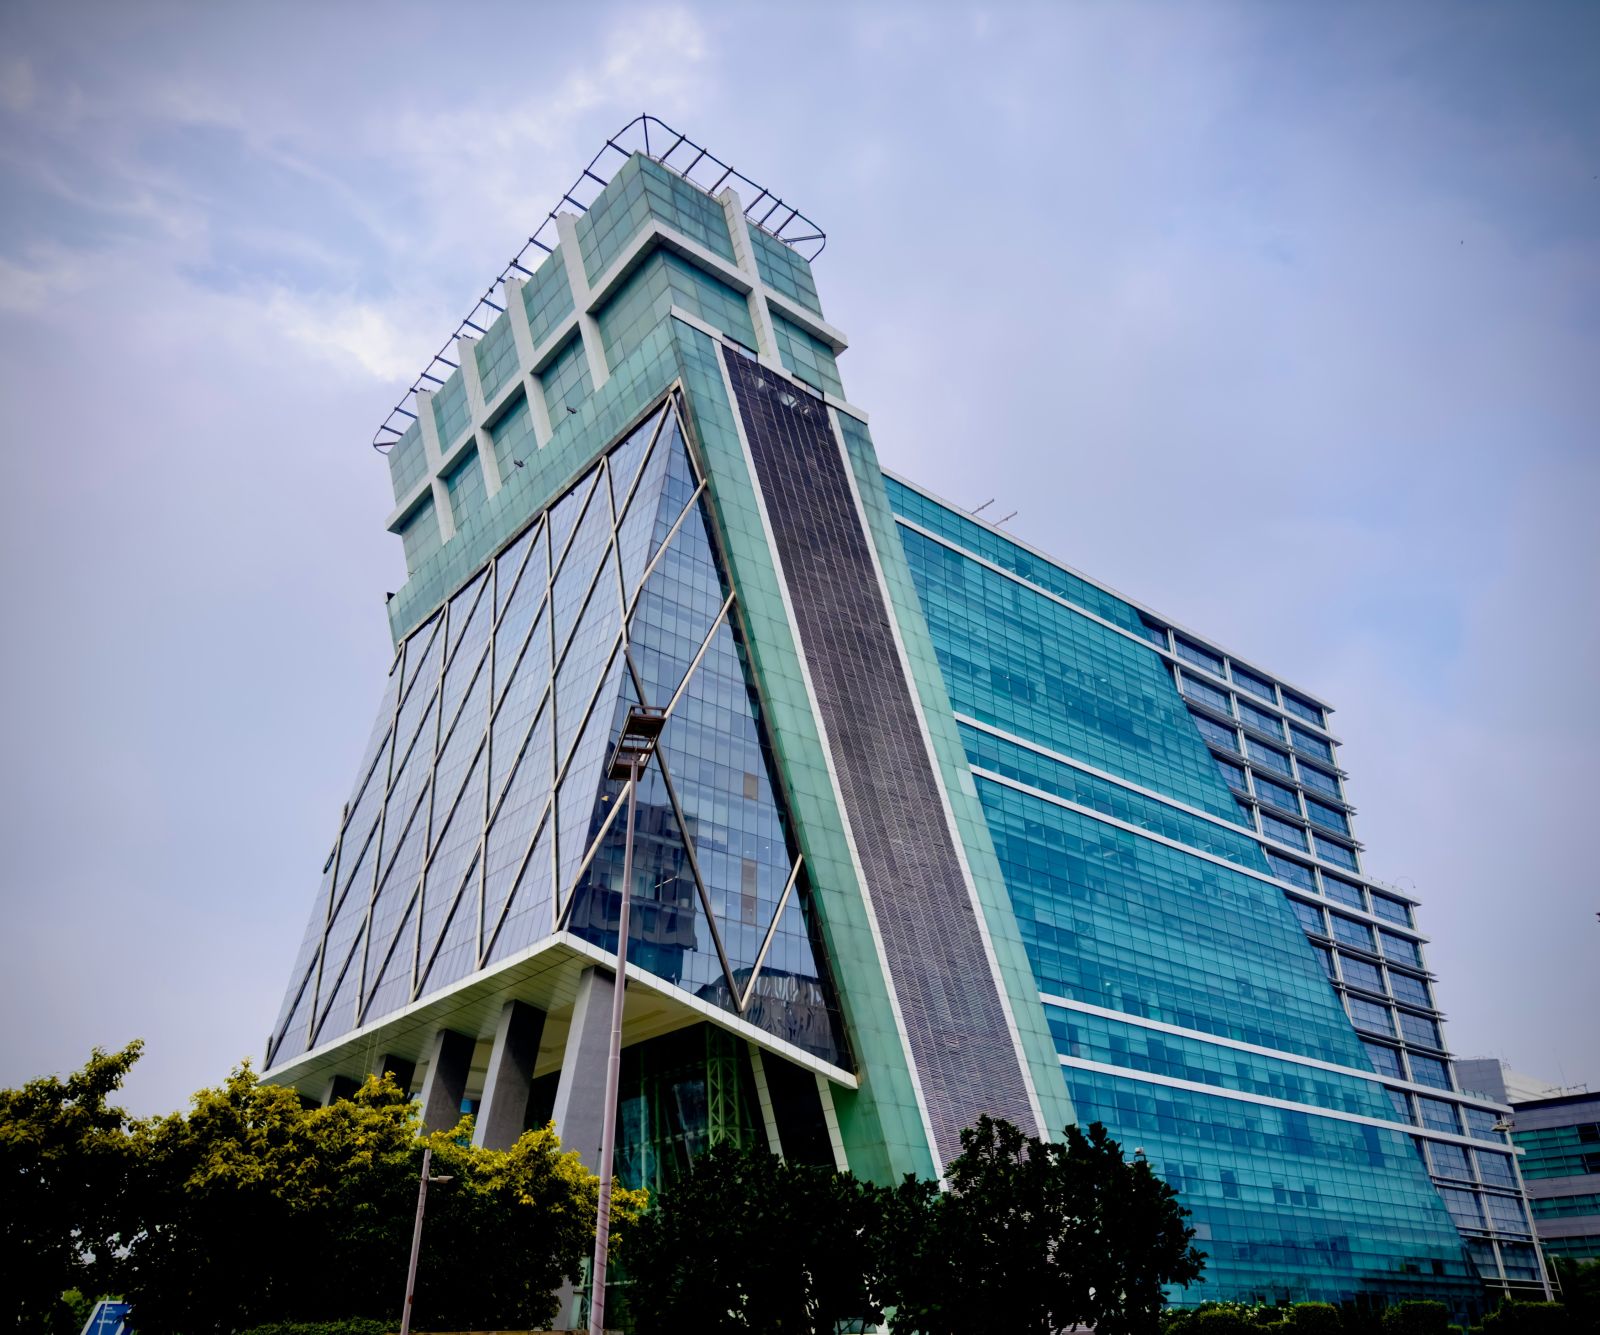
[372,114,825,452]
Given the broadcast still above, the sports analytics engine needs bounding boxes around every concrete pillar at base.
[371,1053,416,1096]
[321,1074,360,1106]
[549,967,617,1330]
[473,1000,547,1151]
[549,967,615,1169]
[417,1028,475,1133]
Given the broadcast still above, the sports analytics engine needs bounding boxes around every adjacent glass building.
[264,118,1544,1317]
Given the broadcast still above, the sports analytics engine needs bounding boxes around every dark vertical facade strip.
[721,347,1035,1165]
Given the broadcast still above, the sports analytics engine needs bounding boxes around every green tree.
[880,1116,1206,1335]
[119,1065,643,1333]
[626,1140,883,1334]
[1,1041,143,1333]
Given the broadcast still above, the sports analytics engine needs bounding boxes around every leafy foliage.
[238,1322,393,1335]
[626,1139,882,1334]
[1382,1301,1452,1335]
[118,1066,643,1334]
[880,1116,1206,1335]
[1288,1302,1344,1335]
[0,1041,143,1334]
[1478,1302,1576,1335]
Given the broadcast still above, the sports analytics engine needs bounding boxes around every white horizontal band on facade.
[1041,994,1512,1116]
[958,713,1426,943]
[1058,1055,1512,1154]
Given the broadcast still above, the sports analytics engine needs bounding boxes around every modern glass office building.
[263,119,1544,1315]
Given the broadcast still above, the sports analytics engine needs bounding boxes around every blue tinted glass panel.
[1192,711,1240,753]
[1262,812,1309,849]
[1316,837,1359,871]
[1409,1055,1452,1091]
[1399,1011,1444,1051]
[1254,775,1300,815]
[1283,693,1325,727]
[1418,1097,1461,1134]
[1307,798,1351,835]
[1322,875,1365,911]
[1231,665,1276,701]
[1175,637,1224,676]
[1380,930,1423,967]
[1348,996,1394,1036]
[1475,1151,1516,1188]
[1430,1140,1472,1180]
[1239,700,1285,739]
[1389,971,1432,1008]
[1180,673,1232,715]
[1291,725,1335,762]
[1371,894,1412,927]
[1291,898,1326,935]
[1363,1041,1404,1078]
[1300,764,1342,799]
[1331,914,1375,952]
[1247,738,1293,775]
[1215,756,1248,790]
[1483,1193,1532,1236]
[1267,852,1316,891]
[1340,956,1384,994]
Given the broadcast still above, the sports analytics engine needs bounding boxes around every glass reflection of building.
[262,118,1542,1319]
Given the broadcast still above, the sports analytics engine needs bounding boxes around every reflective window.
[1189,710,1240,753]
[1439,1187,1484,1230]
[1175,636,1224,676]
[1231,664,1277,702]
[1290,897,1326,936]
[1315,945,1336,977]
[1371,893,1413,927]
[1389,971,1432,1009]
[1499,1241,1542,1278]
[1409,1055,1452,1091]
[1139,616,1169,649]
[1268,852,1317,891]
[1316,836,1359,871]
[1181,673,1232,715]
[1429,1141,1472,1180]
[1331,913,1375,952]
[1464,1106,1505,1142]
[1340,955,1385,994]
[1262,812,1308,849]
[1380,930,1423,968]
[1475,1150,1516,1188]
[1306,798,1351,836]
[1321,875,1365,911]
[1347,995,1394,1036]
[1290,725,1335,762]
[1387,1088,1413,1121]
[1214,756,1248,790]
[1363,1040,1404,1078]
[1247,737,1294,776]
[1254,774,1301,815]
[1418,1096,1461,1134]
[1399,1011,1444,1051]
[1299,764,1342,800]
[1283,692,1325,727]
[1238,699,1285,739]
[1483,1193,1532,1236]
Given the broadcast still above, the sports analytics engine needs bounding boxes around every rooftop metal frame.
[372,114,826,452]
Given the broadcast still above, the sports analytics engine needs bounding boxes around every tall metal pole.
[400,1144,433,1335]
[589,760,639,1335]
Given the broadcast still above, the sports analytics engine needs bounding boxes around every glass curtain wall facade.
[265,121,1537,1320]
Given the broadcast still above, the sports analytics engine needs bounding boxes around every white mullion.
[740,856,803,1010]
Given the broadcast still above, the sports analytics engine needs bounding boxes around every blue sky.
[0,1,1594,1114]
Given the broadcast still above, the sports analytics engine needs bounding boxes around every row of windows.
[1379,1074,1507,1141]
[1265,848,1413,926]
[1531,1192,1600,1219]
[1146,621,1330,730]
[1179,673,1339,767]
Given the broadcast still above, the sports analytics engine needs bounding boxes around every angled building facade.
[263,119,1542,1315]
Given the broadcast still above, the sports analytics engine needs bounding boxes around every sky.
[0,1,1595,1117]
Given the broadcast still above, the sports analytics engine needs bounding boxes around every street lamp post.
[589,705,667,1335]
[399,1146,454,1335]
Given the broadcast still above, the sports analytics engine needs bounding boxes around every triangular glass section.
[563,427,847,1065]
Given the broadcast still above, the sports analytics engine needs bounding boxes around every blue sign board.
[80,1302,131,1335]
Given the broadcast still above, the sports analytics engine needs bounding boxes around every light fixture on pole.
[398,1145,454,1335]
[589,704,667,1335]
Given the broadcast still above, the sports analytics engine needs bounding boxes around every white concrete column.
[549,967,615,1170]
[501,277,554,450]
[417,1028,475,1132]
[718,188,782,370]
[414,388,456,543]
[457,334,503,499]
[473,999,547,1150]
[814,1074,850,1172]
[554,212,610,392]
[747,1044,784,1156]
